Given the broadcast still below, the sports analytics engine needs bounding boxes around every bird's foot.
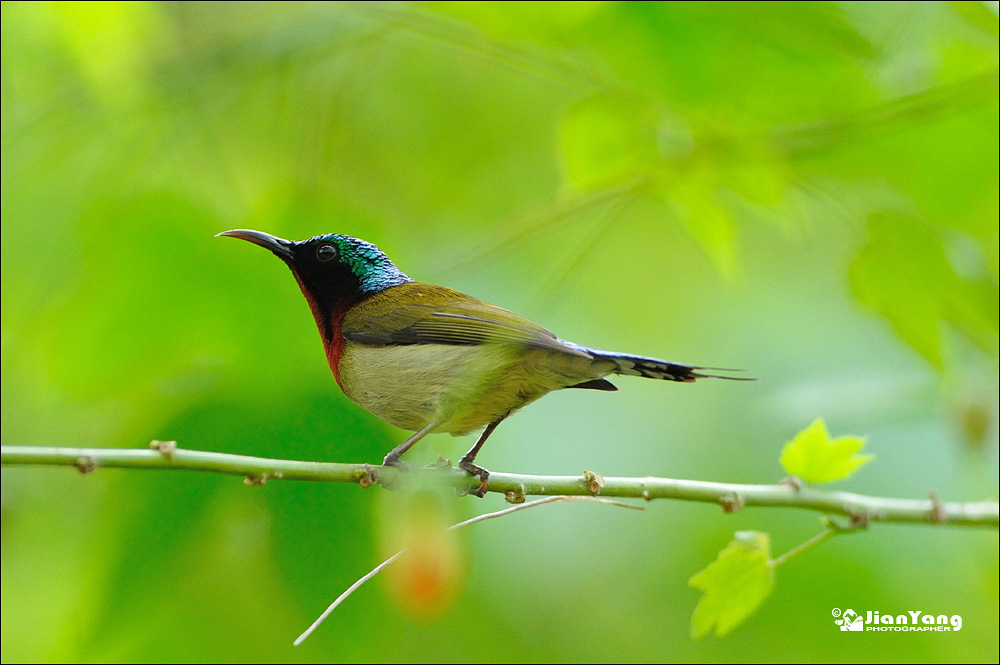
[457,456,490,498]
[382,454,414,470]
[379,455,416,492]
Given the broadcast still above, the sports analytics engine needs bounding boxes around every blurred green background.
[2,1,998,662]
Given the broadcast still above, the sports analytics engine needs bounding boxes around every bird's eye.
[317,244,337,262]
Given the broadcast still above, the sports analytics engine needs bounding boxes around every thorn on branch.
[823,513,869,533]
[846,513,870,530]
[244,473,269,486]
[780,476,803,491]
[505,486,526,504]
[824,510,881,533]
[150,440,177,459]
[582,470,605,496]
[429,456,452,469]
[75,456,98,474]
[720,492,745,513]
[928,491,947,523]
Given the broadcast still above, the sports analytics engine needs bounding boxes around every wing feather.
[341,286,591,359]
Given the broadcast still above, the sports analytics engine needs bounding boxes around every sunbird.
[219,229,745,495]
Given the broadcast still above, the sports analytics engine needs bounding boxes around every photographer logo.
[832,608,962,632]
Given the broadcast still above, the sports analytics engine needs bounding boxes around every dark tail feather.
[583,347,753,383]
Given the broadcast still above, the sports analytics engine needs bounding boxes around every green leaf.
[559,94,660,191]
[658,172,739,280]
[780,418,872,483]
[849,212,999,368]
[428,1,608,45]
[949,1,1000,37]
[689,531,774,639]
[50,1,162,108]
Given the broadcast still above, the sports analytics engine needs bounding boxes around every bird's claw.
[458,457,490,498]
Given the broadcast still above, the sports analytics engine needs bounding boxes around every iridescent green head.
[217,229,413,315]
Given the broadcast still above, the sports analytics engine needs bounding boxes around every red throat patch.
[326,307,349,387]
[290,270,351,389]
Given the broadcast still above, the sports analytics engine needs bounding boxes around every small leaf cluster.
[689,418,872,638]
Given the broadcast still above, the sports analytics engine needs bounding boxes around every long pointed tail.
[567,342,752,383]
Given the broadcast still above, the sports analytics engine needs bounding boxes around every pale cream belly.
[337,342,609,435]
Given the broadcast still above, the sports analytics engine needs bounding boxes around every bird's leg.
[458,414,507,498]
[383,421,438,468]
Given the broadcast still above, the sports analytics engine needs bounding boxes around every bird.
[218,229,747,496]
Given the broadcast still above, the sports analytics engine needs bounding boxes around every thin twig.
[293,495,641,645]
[769,529,838,568]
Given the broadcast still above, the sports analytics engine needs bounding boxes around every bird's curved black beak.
[217,229,295,261]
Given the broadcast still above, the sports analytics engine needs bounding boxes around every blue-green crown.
[312,234,413,295]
